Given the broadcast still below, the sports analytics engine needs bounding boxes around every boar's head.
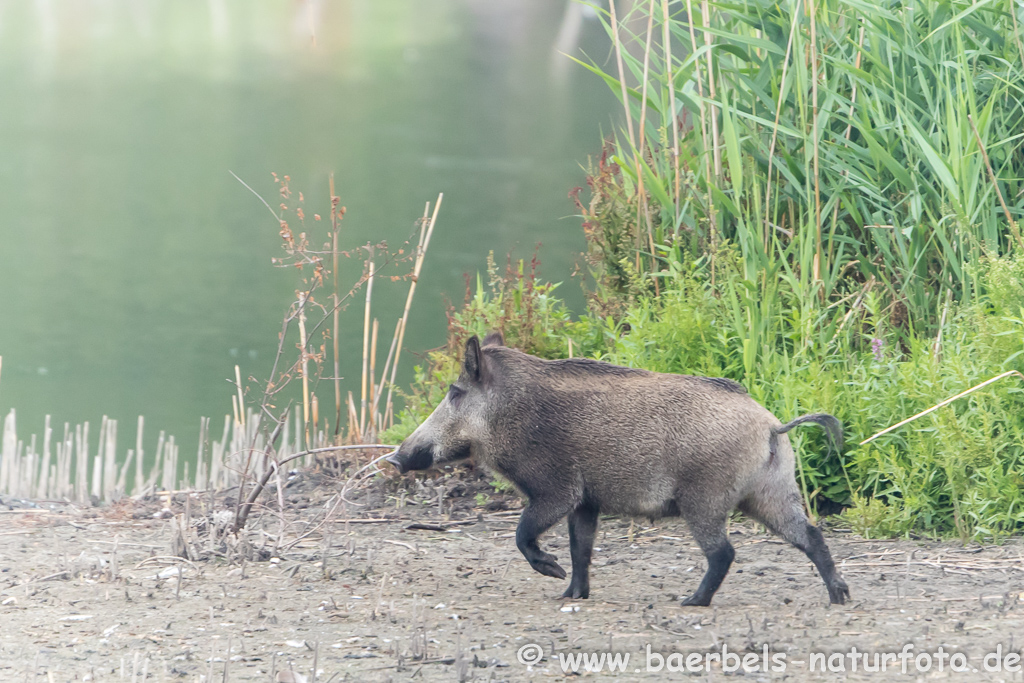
[386,333,503,474]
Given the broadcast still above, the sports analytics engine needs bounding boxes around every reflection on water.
[0,0,618,455]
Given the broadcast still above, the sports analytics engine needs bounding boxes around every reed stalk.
[860,371,1024,445]
[134,415,145,496]
[384,194,443,427]
[197,416,209,490]
[608,0,636,150]
[75,422,89,502]
[828,22,866,260]
[360,255,375,437]
[347,391,360,443]
[371,318,403,431]
[37,415,51,499]
[636,0,658,274]
[762,3,801,253]
[329,175,343,439]
[92,417,106,499]
[968,114,1024,250]
[684,0,716,250]
[298,292,312,449]
[234,365,245,430]
[662,0,680,214]
[368,318,379,438]
[115,448,133,496]
[103,418,117,500]
[808,0,822,284]
[700,0,719,181]
[312,394,319,444]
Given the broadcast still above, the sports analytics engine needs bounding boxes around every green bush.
[605,249,1024,540]
[388,248,1024,539]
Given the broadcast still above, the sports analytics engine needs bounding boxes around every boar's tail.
[773,413,843,453]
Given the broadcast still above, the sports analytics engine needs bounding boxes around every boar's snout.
[386,442,434,474]
[384,451,406,473]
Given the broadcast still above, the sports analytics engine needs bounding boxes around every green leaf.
[901,110,959,197]
[923,0,997,42]
[721,96,744,200]
[639,157,674,211]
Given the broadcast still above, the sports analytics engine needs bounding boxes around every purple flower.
[871,337,885,362]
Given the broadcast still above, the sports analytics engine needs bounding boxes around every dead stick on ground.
[15,571,69,587]
[382,539,422,552]
[861,370,1024,445]
[281,450,399,551]
[236,443,397,530]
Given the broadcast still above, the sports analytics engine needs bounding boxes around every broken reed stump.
[0,407,382,505]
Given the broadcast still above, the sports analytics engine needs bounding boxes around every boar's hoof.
[680,593,713,607]
[560,584,589,600]
[528,552,567,580]
[828,579,850,605]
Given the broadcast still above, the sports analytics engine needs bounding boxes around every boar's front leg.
[561,503,598,599]
[516,500,572,580]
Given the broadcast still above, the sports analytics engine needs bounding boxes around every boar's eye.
[447,384,464,406]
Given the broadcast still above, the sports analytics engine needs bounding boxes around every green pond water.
[0,1,619,461]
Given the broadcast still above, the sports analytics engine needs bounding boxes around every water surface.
[0,0,619,457]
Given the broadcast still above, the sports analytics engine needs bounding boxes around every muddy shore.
[1,471,1023,681]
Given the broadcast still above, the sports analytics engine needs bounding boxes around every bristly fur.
[698,376,747,394]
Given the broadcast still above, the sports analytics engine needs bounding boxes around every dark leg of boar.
[740,490,850,605]
[516,501,570,580]
[562,503,599,599]
[679,508,736,607]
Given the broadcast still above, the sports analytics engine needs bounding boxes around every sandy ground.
[1,472,1024,682]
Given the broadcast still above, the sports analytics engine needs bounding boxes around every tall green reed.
[576,0,1024,336]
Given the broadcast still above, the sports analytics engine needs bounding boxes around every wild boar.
[386,332,849,606]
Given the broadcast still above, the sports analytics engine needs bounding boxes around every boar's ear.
[482,330,504,347]
[463,335,484,383]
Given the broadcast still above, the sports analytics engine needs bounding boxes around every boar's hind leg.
[679,510,735,607]
[740,491,850,605]
[561,503,598,599]
[516,501,572,580]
